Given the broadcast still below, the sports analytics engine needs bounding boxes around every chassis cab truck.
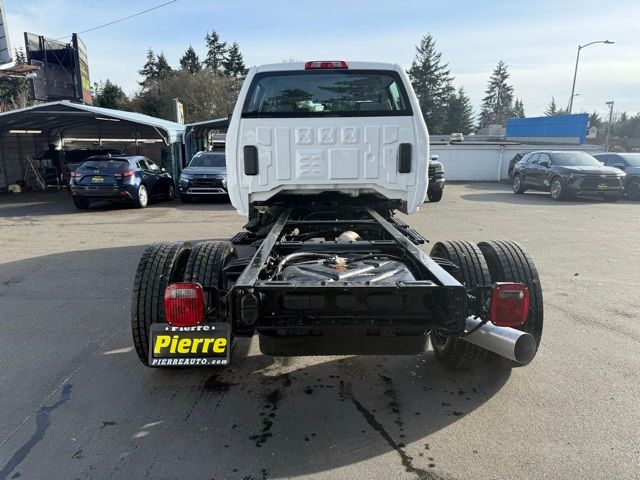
[132,61,543,370]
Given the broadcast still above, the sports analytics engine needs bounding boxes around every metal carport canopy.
[185,117,229,136]
[0,101,186,189]
[184,117,228,161]
[0,100,185,144]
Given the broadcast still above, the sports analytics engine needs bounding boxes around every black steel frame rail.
[367,209,461,287]
[234,208,292,287]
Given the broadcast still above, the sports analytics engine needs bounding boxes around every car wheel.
[136,185,149,208]
[627,180,640,201]
[549,177,564,201]
[72,196,90,210]
[166,183,176,201]
[180,194,192,203]
[131,242,192,366]
[428,241,492,370]
[478,241,543,367]
[512,173,526,194]
[427,189,443,202]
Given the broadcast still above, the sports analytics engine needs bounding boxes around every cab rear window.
[242,70,412,117]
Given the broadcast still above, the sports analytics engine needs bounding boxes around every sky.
[4,0,639,118]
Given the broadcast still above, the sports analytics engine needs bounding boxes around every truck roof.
[252,61,403,73]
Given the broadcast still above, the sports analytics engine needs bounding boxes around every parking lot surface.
[1,184,639,480]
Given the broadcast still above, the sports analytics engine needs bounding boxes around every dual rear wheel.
[131,240,235,367]
[429,240,543,370]
[131,239,542,370]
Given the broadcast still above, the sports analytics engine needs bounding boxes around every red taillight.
[164,283,205,327]
[489,283,530,327]
[305,60,348,70]
[115,170,135,179]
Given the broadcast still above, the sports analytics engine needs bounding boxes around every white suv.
[225,61,430,216]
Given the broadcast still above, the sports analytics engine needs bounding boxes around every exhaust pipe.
[461,317,537,364]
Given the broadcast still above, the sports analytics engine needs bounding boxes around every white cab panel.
[226,62,429,216]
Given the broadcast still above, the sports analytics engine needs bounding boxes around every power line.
[56,0,177,40]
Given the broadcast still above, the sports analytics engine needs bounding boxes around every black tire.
[183,241,235,314]
[72,196,90,209]
[180,194,192,203]
[627,179,640,201]
[512,173,526,194]
[131,242,192,366]
[549,176,565,201]
[166,183,176,201]
[477,241,543,366]
[427,189,443,202]
[184,241,237,366]
[135,185,149,208]
[429,241,492,369]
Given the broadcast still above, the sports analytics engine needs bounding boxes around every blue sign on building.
[506,114,590,144]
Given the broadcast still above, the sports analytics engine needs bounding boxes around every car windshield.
[551,152,602,167]
[188,153,226,168]
[79,159,130,170]
[242,70,411,117]
[620,154,640,167]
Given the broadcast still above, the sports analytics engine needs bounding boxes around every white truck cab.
[225,61,430,216]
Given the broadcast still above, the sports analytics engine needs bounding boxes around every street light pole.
[568,40,615,114]
[567,93,580,112]
[605,101,614,152]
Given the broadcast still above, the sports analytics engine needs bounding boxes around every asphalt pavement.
[0,184,638,480]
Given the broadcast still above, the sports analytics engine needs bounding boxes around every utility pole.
[605,101,614,152]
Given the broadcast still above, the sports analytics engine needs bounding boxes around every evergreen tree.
[0,49,31,111]
[614,113,640,138]
[155,53,173,79]
[222,42,247,77]
[14,48,27,65]
[443,87,474,134]
[139,49,173,88]
[93,80,129,110]
[544,97,567,116]
[179,46,202,74]
[129,69,242,123]
[589,111,602,128]
[478,60,515,129]
[407,34,455,134]
[513,99,525,118]
[138,48,158,87]
[203,30,227,72]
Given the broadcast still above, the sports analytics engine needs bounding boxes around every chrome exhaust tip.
[461,317,537,364]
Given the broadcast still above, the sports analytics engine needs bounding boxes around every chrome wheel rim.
[513,175,521,191]
[139,186,148,206]
[431,330,450,353]
[551,180,561,198]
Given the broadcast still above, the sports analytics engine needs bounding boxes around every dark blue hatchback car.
[70,155,175,209]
